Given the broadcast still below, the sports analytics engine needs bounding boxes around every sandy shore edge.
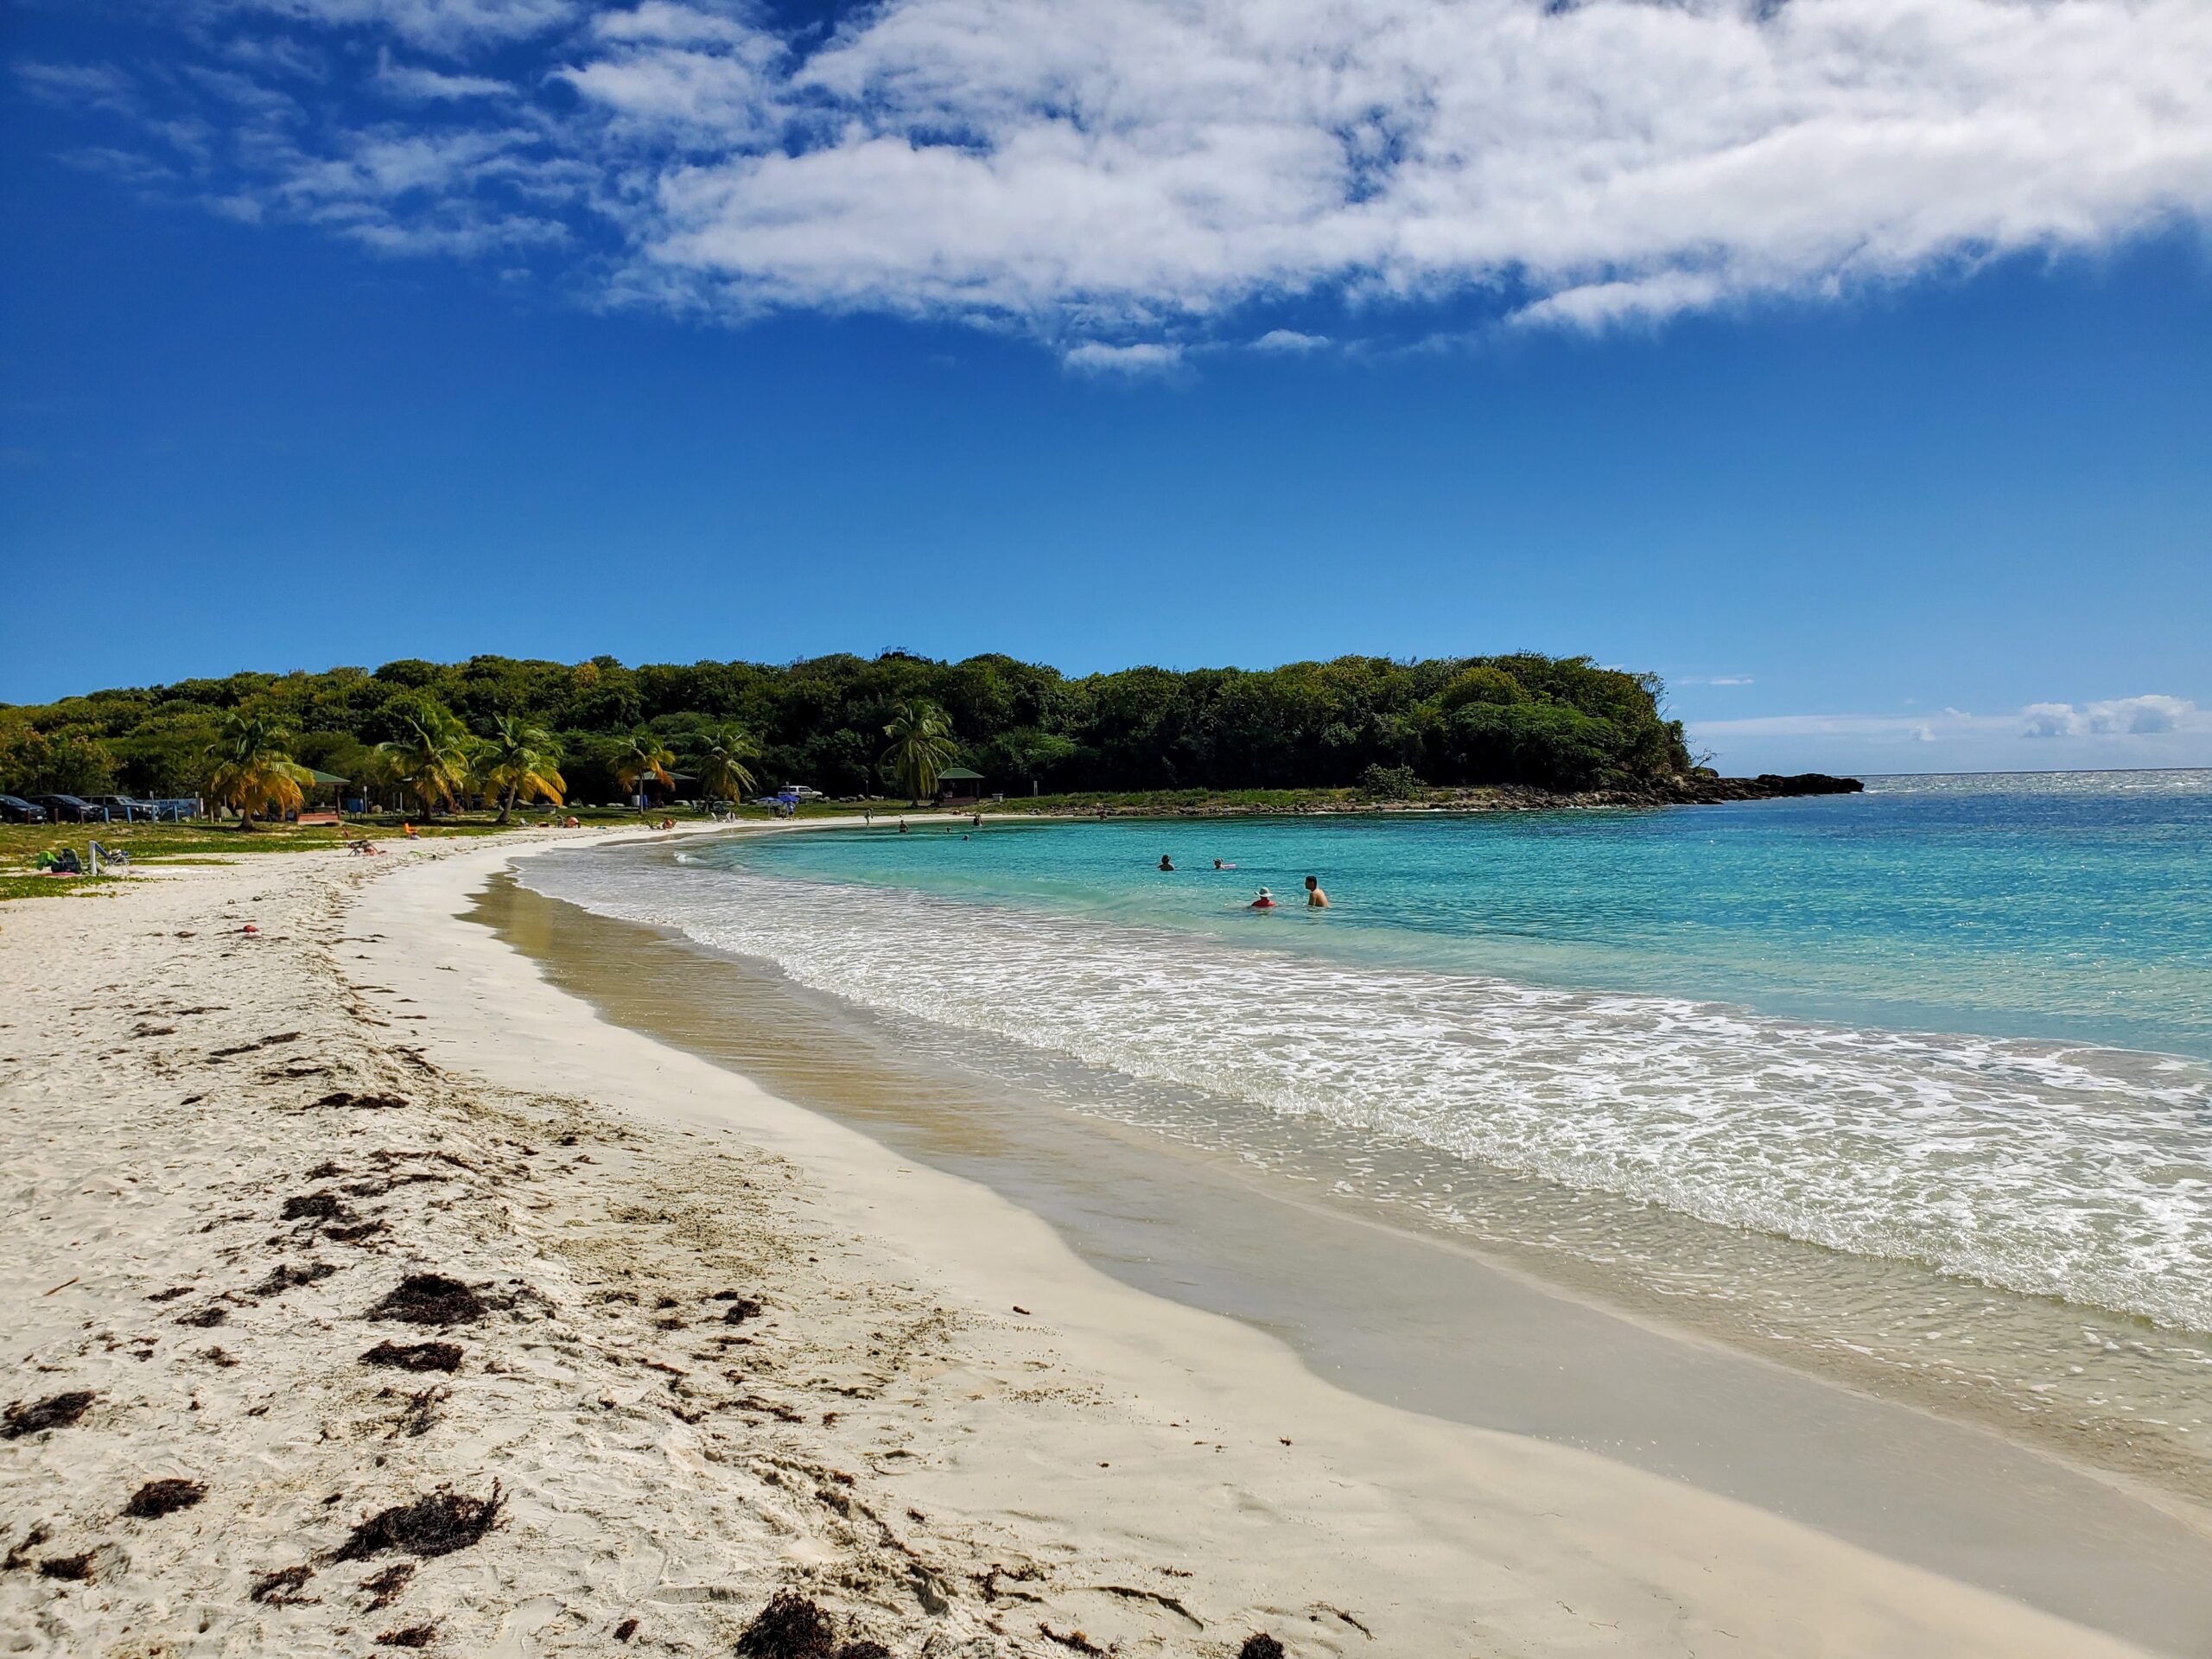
[0,830,2161,1656]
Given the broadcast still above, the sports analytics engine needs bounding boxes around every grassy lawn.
[0,802,863,902]
[0,815,524,903]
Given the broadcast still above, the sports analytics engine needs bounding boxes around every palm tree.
[480,715,565,824]
[880,700,957,804]
[377,710,474,817]
[692,723,760,810]
[206,712,313,832]
[615,728,677,815]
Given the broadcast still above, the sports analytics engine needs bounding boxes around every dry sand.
[0,830,2176,1656]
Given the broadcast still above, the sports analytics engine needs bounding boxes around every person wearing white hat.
[1249,887,1277,910]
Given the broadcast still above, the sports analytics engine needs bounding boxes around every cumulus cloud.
[1699,696,2207,748]
[374,54,515,100]
[1064,340,1183,375]
[1250,329,1330,353]
[2021,694,2197,738]
[29,0,2212,345]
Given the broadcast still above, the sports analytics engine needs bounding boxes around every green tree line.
[0,651,1695,805]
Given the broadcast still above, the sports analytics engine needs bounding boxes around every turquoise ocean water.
[525,771,2212,1361]
[733,769,2212,1061]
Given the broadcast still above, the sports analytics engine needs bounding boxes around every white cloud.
[1692,695,2211,772]
[2022,693,2196,738]
[558,43,782,136]
[16,61,143,118]
[224,0,578,54]
[1250,328,1329,353]
[593,2,756,46]
[1680,674,1755,686]
[374,53,515,100]
[41,0,2212,343]
[1063,340,1183,375]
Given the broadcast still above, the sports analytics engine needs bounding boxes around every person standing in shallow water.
[1159,855,1176,871]
[1305,875,1330,908]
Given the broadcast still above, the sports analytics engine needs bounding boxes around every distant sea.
[524,770,2212,1484]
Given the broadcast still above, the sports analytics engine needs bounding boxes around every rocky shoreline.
[1007,772,1866,818]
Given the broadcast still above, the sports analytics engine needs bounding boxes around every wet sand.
[474,855,2212,1656]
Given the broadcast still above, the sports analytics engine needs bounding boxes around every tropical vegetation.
[880,700,958,802]
[376,708,474,817]
[0,650,1700,807]
[692,723,760,808]
[614,728,677,814]
[204,712,315,830]
[479,715,566,823]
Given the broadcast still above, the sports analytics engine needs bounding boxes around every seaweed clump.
[124,1478,207,1519]
[365,1274,486,1327]
[314,1090,410,1111]
[734,1592,892,1659]
[334,1484,504,1562]
[3,1391,93,1440]
[1238,1637,1287,1659]
[717,1294,765,1325]
[361,1340,463,1374]
[250,1563,316,1605]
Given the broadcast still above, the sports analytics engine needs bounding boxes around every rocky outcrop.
[1661,771,1865,804]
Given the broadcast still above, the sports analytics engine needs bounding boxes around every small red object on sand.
[242,924,260,935]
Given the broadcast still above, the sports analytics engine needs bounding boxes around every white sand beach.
[0,828,2193,1656]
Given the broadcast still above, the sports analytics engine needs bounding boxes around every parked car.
[0,794,49,823]
[32,794,108,823]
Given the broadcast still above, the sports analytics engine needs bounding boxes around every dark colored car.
[31,794,108,823]
[0,794,49,823]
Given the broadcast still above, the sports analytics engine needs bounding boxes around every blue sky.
[4,0,2210,774]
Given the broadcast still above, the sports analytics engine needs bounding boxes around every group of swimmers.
[1156,853,1329,909]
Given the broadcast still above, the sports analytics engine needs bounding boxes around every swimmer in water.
[1213,857,1235,870]
[1249,887,1276,910]
[1159,854,1176,871]
[1305,874,1330,908]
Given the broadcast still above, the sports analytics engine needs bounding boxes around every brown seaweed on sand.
[333,1484,504,1562]
[253,1261,339,1297]
[313,1090,409,1110]
[361,1339,463,1374]
[250,1563,317,1605]
[2,1391,94,1440]
[365,1274,486,1327]
[734,1592,893,1659]
[1039,1625,1106,1656]
[282,1192,346,1222]
[377,1624,437,1648]
[1238,1637,1287,1659]
[359,1561,415,1608]
[717,1294,765,1325]
[124,1478,207,1519]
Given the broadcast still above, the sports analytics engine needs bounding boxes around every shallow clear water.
[522,771,2212,1489]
